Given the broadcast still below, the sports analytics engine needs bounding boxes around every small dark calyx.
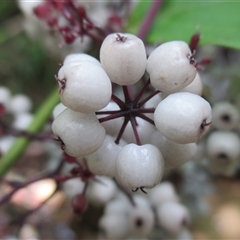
[221,114,231,122]
[132,187,147,194]
[200,119,212,132]
[217,152,229,162]
[181,218,189,227]
[135,217,144,228]
[116,33,127,42]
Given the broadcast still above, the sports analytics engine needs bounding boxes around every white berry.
[116,143,164,190]
[100,33,147,85]
[151,131,197,169]
[154,92,212,144]
[51,108,105,157]
[147,41,197,93]
[58,62,112,113]
[156,201,191,235]
[212,101,240,130]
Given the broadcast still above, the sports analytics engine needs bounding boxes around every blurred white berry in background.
[206,131,240,176]
[212,101,240,130]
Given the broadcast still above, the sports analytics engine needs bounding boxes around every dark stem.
[136,112,155,126]
[95,110,123,115]
[138,90,160,107]
[133,79,151,104]
[130,116,141,145]
[111,94,126,109]
[137,0,164,41]
[0,158,65,207]
[122,85,133,103]
[132,108,155,114]
[98,111,128,123]
[114,118,129,145]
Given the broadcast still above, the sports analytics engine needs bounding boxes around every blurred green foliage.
[127,1,240,49]
[0,1,58,110]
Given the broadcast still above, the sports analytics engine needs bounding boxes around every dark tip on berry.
[135,217,144,228]
[57,137,66,151]
[140,187,147,194]
[132,187,139,192]
[181,218,190,227]
[200,119,212,132]
[217,152,229,162]
[187,51,196,67]
[116,33,127,42]
[221,114,231,122]
[55,75,67,94]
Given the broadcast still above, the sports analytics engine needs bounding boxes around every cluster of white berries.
[63,177,192,239]
[0,86,33,154]
[52,32,212,192]
[204,101,240,176]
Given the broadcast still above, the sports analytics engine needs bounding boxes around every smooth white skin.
[100,33,147,85]
[97,101,123,136]
[156,201,191,236]
[58,62,112,113]
[212,101,240,130]
[148,181,179,208]
[116,144,164,189]
[63,53,101,66]
[144,92,163,120]
[180,72,203,96]
[104,198,131,216]
[0,86,11,109]
[154,92,212,144]
[122,117,157,144]
[133,195,151,208]
[162,72,203,98]
[87,177,117,208]
[206,131,240,176]
[51,108,106,157]
[12,113,33,130]
[0,136,15,154]
[98,213,129,239]
[52,102,67,119]
[147,41,197,93]
[9,94,32,114]
[86,135,126,177]
[128,206,155,238]
[151,131,197,169]
[62,178,85,199]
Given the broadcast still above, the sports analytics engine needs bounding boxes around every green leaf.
[127,1,240,49]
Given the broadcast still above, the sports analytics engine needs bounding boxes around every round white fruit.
[100,32,147,85]
[98,213,129,239]
[154,92,212,144]
[148,181,179,208]
[156,201,191,235]
[206,131,240,176]
[51,108,105,157]
[63,53,101,66]
[86,135,126,178]
[58,62,112,113]
[147,41,197,93]
[87,177,117,207]
[212,101,240,130]
[128,206,155,238]
[151,131,197,169]
[116,143,164,190]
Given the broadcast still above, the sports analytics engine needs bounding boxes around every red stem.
[137,0,164,41]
